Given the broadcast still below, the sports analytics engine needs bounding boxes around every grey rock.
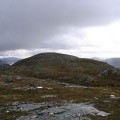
[16,102,109,120]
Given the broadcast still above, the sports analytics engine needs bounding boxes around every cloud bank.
[0,0,120,58]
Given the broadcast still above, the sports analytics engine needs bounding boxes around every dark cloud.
[0,0,120,52]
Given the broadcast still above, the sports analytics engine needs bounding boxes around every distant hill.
[92,57,102,61]
[0,60,6,65]
[104,58,120,68]
[1,57,21,65]
[0,60,10,72]
[13,52,120,87]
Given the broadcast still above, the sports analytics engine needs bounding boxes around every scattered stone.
[25,87,36,90]
[67,85,88,89]
[30,115,38,119]
[109,94,120,99]
[16,76,22,80]
[14,86,44,91]
[36,86,43,89]
[93,97,99,100]
[97,111,109,116]
[46,87,53,90]
[110,95,116,99]
[41,95,57,98]
[6,110,10,113]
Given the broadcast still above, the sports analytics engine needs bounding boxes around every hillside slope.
[13,52,120,86]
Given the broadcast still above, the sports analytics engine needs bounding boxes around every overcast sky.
[0,0,120,58]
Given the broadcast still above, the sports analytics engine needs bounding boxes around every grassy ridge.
[12,52,120,87]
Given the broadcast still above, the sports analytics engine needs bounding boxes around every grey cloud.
[0,0,120,52]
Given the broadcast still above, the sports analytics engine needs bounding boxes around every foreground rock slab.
[16,102,109,120]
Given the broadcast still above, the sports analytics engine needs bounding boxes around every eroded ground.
[0,75,120,120]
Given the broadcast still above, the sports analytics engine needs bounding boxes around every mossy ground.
[0,75,120,120]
